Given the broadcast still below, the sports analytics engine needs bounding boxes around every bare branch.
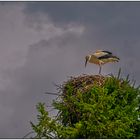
[44,92,60,96]
[23,131,35,139]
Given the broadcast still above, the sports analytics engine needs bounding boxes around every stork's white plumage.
[85,50,120,74]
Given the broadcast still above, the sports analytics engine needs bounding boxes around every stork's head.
[85,55,90,67]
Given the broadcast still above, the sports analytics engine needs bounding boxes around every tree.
[29,70,140,138]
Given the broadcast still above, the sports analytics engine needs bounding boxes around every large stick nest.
[62,74,106,96]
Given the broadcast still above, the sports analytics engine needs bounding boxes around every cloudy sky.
[1,1,140,138]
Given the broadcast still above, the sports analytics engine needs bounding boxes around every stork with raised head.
[85,50,120,74]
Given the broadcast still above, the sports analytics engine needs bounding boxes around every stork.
[85,50,120,74]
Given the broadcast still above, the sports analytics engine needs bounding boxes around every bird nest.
[62,74,106,96]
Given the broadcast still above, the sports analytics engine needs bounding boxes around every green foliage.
[30,72,140,138]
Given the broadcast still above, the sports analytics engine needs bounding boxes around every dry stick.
[22,131,35,139]
[44,92,62,101]
[44,91,63,111]
[46,105,54,108]
[55,94,62,100]
[132,79,136,88]
[48,108,56,113]
[52,82,63,90]
[44,83,64,114]
[44,92,60,96]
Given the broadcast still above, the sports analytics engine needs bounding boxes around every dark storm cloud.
[24,2,140,26]
[24,2,119,23]
[27,2,140,43]
[0,1,140,138]
[24,1,140,58]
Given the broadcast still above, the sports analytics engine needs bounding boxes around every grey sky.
[0,2,140,138]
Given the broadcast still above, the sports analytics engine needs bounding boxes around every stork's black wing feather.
[98,54,112,59]
[98,54,119,60]
[102,51,112,54]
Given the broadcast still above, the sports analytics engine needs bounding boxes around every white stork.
[85,50,120,74]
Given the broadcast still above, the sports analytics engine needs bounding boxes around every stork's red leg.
[99,65,102,74]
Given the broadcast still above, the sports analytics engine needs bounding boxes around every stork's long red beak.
[85,59,88,67]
